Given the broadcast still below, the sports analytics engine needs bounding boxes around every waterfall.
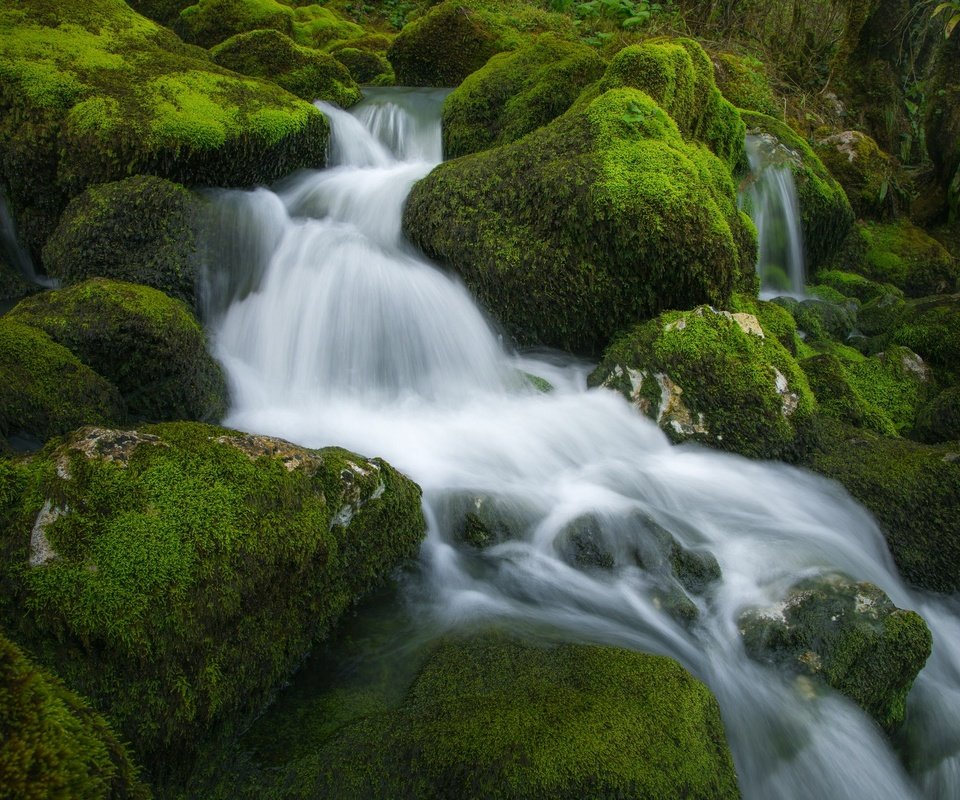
[742,133,806,297]
[0,191,57,289]
[201,90,960,799]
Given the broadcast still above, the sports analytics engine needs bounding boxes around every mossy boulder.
[42,176,202,307]
[814,269,902,303]
[211,29,362,107]
[923,29,960,222]
[0,631,151,799]
[739,574,932,731]
[387,0,575,88]
[589,305,815,460]
[331,44,394,85]
[0,251,35,303]
[597,38,746,168]
[772,295,858,342]
[0,319,124,452]
[806,423,960,592]
[441,35,605,159]
[7,279,226,423]
[800,353,898,436]
[891,294,960,381]
[741,111,853,272]
[230,634,741,799]
[404,88,755,354]
[730,293,801,353]
[0,423,426,779]
[913,387,960,444]
[814,130,898,220]
[710,51,779,118]
[0,0,328,258]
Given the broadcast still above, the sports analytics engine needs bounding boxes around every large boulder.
[7,279,227,423]
[0,631,151,799]
[710,51,780,118]
[0,0,328,258]
[741,110,854,272]
[404,88,755,354]
[442,34,605,159]
[210,29,362,107]
[0,319,124,452]
[42,176,202,307]
[814,130,899,220]
[224,634,741,799]
[589,305,816,460]
[913,387,960,444]
[0,423,426,778]
[739,574,932,731]
[891,293,960,382]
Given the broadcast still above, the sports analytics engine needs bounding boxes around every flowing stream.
[201,89,960,798]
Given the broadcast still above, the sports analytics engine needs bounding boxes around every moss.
[740,110,853,272]
[0,251,36,303]
[0,631,151,799]
[442,34,605,159]
[923,28,960,223]
[598,38,746,168]
[589,305,817,460]
[814,130,898,220]
[800,353,898,436]
[177,0,294,47]
[0,0,327,257]
[387,0,576,88]
[913,387,960,444]
[772,296,858,342]
[42,176,202,307]
[805,422,960,592]
[740,574,932,731]
[7,279,226,423]
[405,88,753,355]
[226,634,740,799]
[855,219,959,297]
[814,269,902,303]
[710,51,780,118]
[331,45,394,85]
[891,294,960,381]
[289,4,366,49]
[0,422,426,782]
[730,293,800,353]
[843,346,933,433]
[211,29,361,106]
[0,319,124,451]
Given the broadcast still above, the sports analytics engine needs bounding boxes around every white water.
[0,192,57,289]
[202,89,960,798]
[743,134,806,298]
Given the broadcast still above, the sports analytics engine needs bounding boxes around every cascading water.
[742,134,806,297]
[0,191,56,290]
[202,89,960,799]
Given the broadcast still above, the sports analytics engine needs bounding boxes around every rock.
[589,305,816,460]
[442,34,605,159]
[772,296,858,341]
[913,387,960,444]
[740,111,854,272]
[0,0,328,258]
[891,293,960,381]
[42,176,202,307]
[730,294,801,353]
[739,574,932,730]
[710,51,780,118]
[0,422,426,778]
[0,632,151,799]
[813,269,903,303]
[923,29,960,222]
[0,319,124,452]
[405,88,754,355]
[815,130,899,220]
[7,278,226,423]
[211,29,362,107]
[800,353,898,436]
[331,42,395,85]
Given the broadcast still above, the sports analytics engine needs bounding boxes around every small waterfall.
[0,192,57,289]
[200,90,960,799]
[742,134,806,297]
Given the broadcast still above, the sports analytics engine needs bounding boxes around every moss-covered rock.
[800,353,898,436]
[772,296,858,342]
[42,176,202,307]
[331,44,394,85]
[0,423,426,779]
[814,130,898,220]
[851,219,959,297]
[0,631,151,799]
[891,293,960,381]
[0,319,124,451]
[405,88,754,354]
[227,634,741,799]
[814,269,902,303]
[589,305,816,460]
[0,251,36,303]
[7,279,226,423]
[741,111,853,272]
[730,293,801,353]
[913,387,960,444]
[442,35,605,159]
[923,27,960,223]
[739,574,932,731]
[597,38,746,168]
[387,0,575,88]
[0,0,328,258]
[806,423,960,592]
[211,29,362,106]
[710,51,780,118]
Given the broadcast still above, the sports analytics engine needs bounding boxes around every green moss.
[42,176,202,307]
[331,45,394,85]
[710,51,780,118]
[177,0,295,47]
[730,293,800,353]
[891,294,960,381]
[806,422,960,592]
[0,422,426,782]
[0,631,151,799]
[740,575,932,731]
[741,111,854,272]
[814,269,902,303]
[0,0,328,255]
[211,29,361,106]
[442,35,605,159]
[7,279,226,423]
[289,4,365,49]
[226,634,740,799]
[800,353,898,436]
[589,305,817,460]
[843,346,933,433]
[913,387,960,443]
[0,319,124,451]
[772,296,858,342]
[856,219,959,297]
[814,130,898,220]
[405,88,753,354]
